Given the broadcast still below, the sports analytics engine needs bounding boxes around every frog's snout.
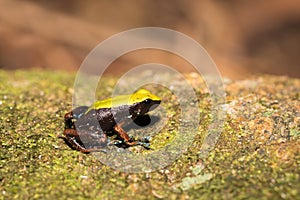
[149,100,161,111]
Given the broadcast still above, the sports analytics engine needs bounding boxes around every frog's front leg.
[113,123,150,148]
[63,129,107,153]
[113,124,137,146]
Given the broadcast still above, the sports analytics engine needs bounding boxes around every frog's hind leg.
[64,106,89,129]
[63,129,107,153]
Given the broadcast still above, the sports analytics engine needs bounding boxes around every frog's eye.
[144,99,151,104]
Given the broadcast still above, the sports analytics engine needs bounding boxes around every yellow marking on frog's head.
[129,89,161,104]
[86,89,161,113]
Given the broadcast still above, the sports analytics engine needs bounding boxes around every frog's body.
[63,89,161,153]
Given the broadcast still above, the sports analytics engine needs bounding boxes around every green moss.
[0,70,299,199]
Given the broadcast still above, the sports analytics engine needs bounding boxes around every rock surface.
[0,70,299,199]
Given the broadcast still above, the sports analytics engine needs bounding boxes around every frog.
[63,89,161,153]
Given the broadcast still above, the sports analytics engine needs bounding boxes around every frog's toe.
[129,135,135,140]
[138,141,150,148]
[108,140,123,146]
[142,136,151,143]
[114,140,123,145]
[143,143,150,148]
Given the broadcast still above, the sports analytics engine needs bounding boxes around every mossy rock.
[0,70,299,199]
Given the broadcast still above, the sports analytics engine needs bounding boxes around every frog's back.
[86,89,161,112]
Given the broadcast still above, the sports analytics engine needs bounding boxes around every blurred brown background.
[0,0,299,79]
